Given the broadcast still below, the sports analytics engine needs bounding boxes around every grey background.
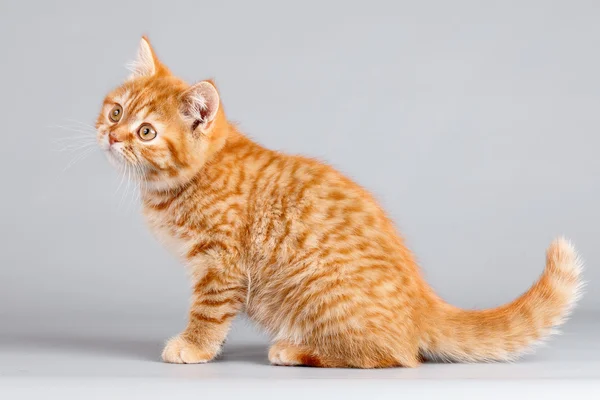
[0,1,598,393]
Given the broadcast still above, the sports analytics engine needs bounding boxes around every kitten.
[95,37,583,368]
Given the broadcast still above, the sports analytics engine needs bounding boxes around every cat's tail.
[419,237,584,362]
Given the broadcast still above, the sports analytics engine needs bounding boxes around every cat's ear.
[179,81,220,134]
[127,36,164,79]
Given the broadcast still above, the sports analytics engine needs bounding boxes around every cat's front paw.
[161,335,216,364]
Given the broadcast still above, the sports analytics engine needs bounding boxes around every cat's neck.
[139,125,256,204]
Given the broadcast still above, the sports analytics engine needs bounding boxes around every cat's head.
[96,37,226,191]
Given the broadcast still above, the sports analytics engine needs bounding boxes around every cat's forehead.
[104,86,130,106]
[104,76,186,111]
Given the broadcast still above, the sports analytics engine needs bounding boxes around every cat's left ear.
[179,81,220,134]
[127,36,165,79]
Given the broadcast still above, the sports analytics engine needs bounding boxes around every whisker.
[114,161,128,196]
[63,146,96,172]
[49,124,96,134]
[52,136,96,142]
[54,142,96,153]
[127,164,136,210]
[133,162,145,203]
[131,160,144,209]
[119,164,132,210]
[64,119,97,130]
[118,164,127,208]
[52,134,96,140]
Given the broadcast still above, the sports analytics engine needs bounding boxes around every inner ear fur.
[180,81,220,133]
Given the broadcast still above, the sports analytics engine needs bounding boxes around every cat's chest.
[142,206,198,264]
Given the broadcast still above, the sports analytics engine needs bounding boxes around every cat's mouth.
[98,134,125,167]
[103,140,148,178]
[105,147,126,169]
[99,133,123,159]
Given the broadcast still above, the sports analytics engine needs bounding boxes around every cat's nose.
[108,133,121,146]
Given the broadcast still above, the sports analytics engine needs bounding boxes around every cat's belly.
[244,259,352,342]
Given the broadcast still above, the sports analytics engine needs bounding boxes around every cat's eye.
[137,123,157,141]
[109,104,123,122]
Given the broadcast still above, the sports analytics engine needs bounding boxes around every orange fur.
[95,37,584,368]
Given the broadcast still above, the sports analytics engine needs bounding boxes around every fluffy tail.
[419,237,584,362]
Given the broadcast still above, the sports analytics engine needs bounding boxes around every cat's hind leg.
[268,339,419,368]
[268,341,338,367]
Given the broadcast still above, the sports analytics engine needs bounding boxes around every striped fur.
[95,37,584,368]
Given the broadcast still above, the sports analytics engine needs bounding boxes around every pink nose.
[108,133,121,146]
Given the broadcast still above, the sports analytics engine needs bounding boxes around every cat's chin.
[105,149,126,170]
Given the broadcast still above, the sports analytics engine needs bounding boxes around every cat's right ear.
[126,36,164,79]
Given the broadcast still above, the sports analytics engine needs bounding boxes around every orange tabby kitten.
[96,37,583,368]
